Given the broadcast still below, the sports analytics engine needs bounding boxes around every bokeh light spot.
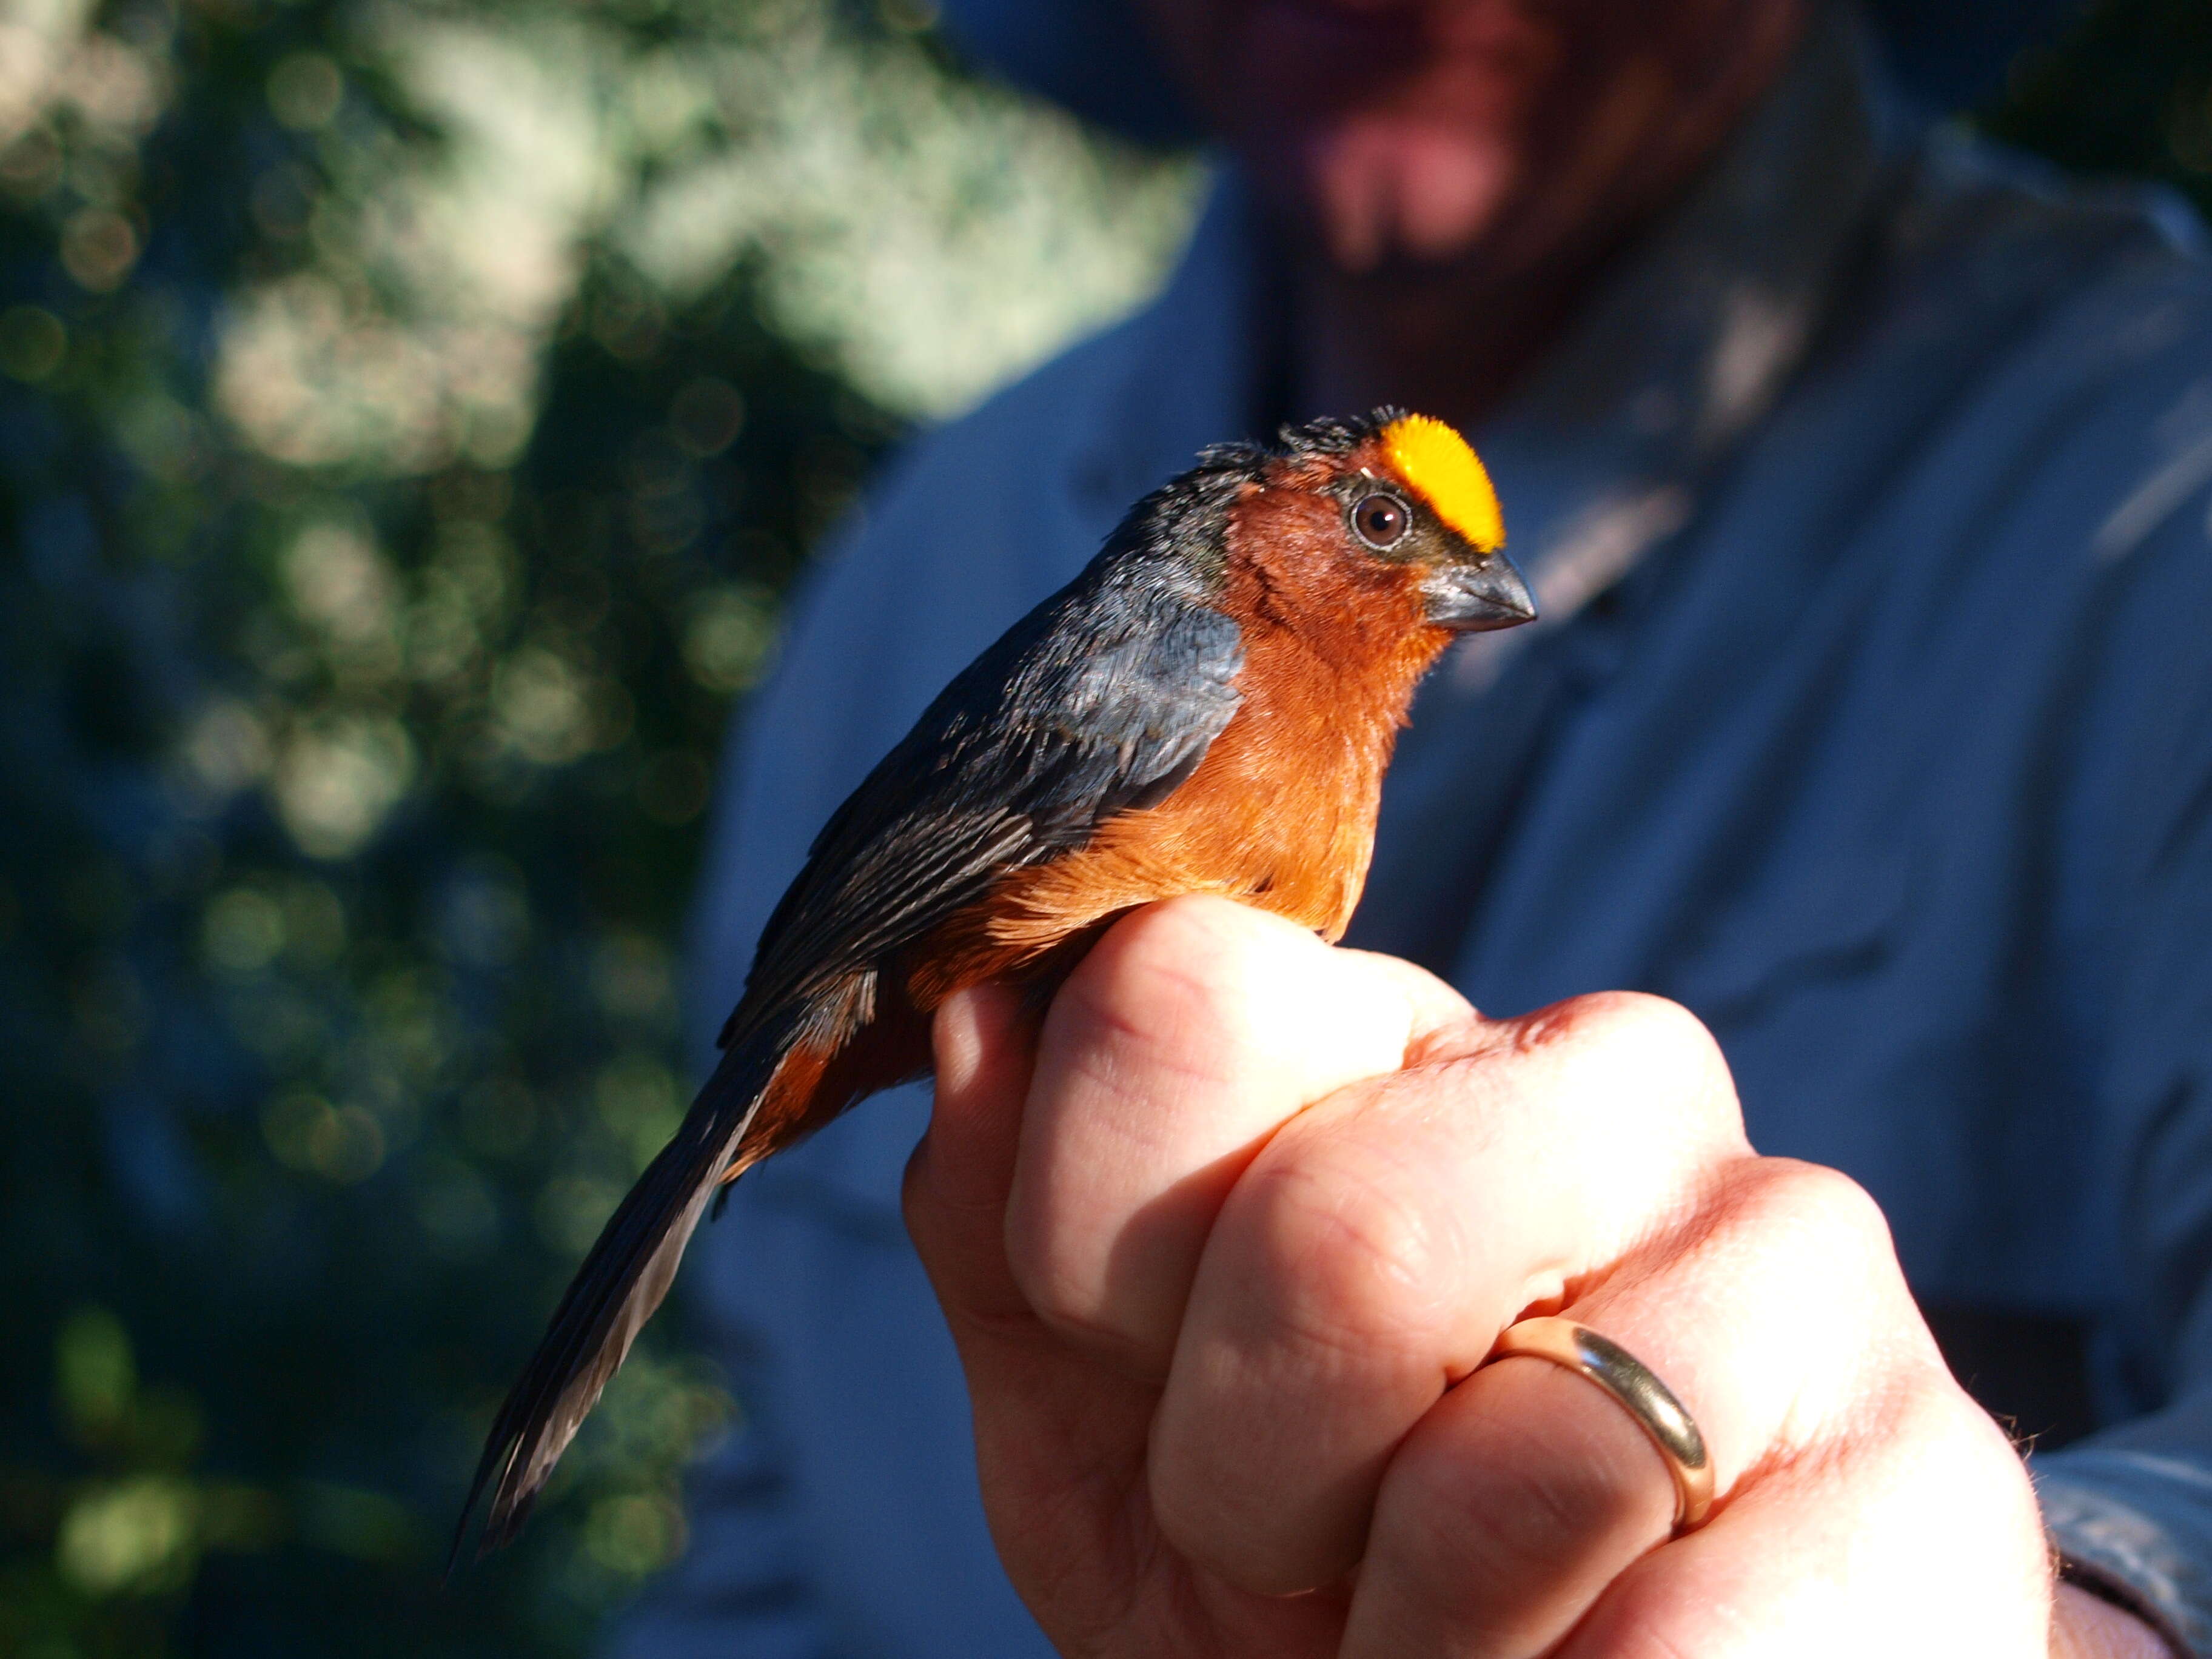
[59,209,139,292]
[682,583,777,693]
[0,305,65,380]
[204,888,286,973]
[0,127,62,199]
[179,699,270,800]
[262,1093,387,1182]
[581,1490,684,1577]
[283,521,395,644]
[57,1476,197,1595]
[595,1052,682,1172]
[267,53,344,130]
[492,646,596,765]
[273,717,415,859]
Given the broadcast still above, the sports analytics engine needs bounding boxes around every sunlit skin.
[899,2,2170,1652]
[911,905,2162,1657]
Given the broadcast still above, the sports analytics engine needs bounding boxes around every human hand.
[902,896,2166,1657]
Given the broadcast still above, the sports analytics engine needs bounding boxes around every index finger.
[903,979,1036,1328]
[1004,895,1480,1375]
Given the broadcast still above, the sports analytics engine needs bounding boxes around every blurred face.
[1133,0,1804,275]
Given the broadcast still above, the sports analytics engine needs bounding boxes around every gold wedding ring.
[1488,1316,1715,1533]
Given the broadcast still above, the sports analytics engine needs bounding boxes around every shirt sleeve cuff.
[2036,1450,2212,1655]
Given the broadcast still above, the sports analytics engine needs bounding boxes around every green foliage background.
[0,0,1193,1651]
[0,1,2205,1655]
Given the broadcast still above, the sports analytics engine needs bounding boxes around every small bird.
[456,407,1534,1554]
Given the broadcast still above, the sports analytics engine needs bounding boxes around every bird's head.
[1147,409,1534,662]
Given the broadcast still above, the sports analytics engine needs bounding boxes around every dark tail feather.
[450,1016,795,1566]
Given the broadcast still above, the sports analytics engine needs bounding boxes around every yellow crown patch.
[1380,414,1504,552]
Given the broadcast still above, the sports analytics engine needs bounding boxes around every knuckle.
[1902,1373,2025,1466]
[1838,1333,2028,1475]
[1741,1159,1894,1267]
[1711,1159,1957,1443]
[1697,1161,1905,1352]
[1587,991,1730,1082]
[1516,991,1738,1122]
[1490,993,1748,1183]
[1238,1150,1458,1362]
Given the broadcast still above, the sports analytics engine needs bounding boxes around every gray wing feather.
[726,563,1243,1043]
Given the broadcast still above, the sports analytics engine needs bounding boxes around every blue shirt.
[618,10,2212,1654]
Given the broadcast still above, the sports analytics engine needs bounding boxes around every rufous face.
[1131,0,1803,276]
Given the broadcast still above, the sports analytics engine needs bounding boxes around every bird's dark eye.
[1351,492,1410,551]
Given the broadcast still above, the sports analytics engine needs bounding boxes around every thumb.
[905,980,1036,1324]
